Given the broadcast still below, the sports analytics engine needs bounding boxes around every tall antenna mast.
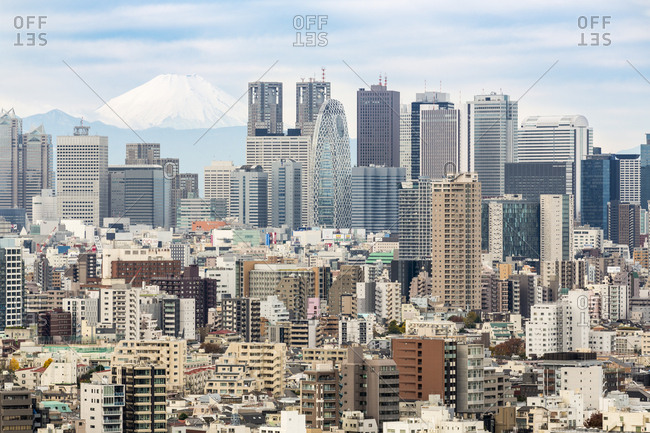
[321,67,326,82]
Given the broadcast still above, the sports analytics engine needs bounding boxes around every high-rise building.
[540,194,575,262]
[357,83,400,167]
[32,189,57,222]
[420,103,461,178]
[467,93,518,197]
[308,99,352,228]
[640,134,650,209]
[81,380,125,433]
[296,79,330,137]
[582,154,619,238]
[176,198,227,232]
[0,241,24,331]
[108,165,171,228]
[218,297,261,342]
[482,196,540,261]
[56,123,108,225]
[0,109,23,210]
[398,179,432,261]
[300,364,341,430]
[399,104,412,179]
[111,364,166,433]
[270,158,302,229]
[431,172,481,310]
[125,143,160,165]
[518,115,592,213]
[340,347,400,428]
[99,285,140,340]
[151,157,181,228]
[21,125,54,220]
[505,162,572,199]
[351,166,405,233]
[230,165,268,228]
[617,154,640,205]
[248,81,283,136]
[608,201,641,253]
[0,110,54,220]
[178,173,198,199]
[246,135,311,223]
[204,161,235,214]
[410,91,453,179]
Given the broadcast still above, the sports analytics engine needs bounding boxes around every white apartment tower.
[56,123,108,225]
[80,380,125,433]
[540,194,575,262]
[204,161,235,214]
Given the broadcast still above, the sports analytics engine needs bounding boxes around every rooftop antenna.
[384,73,387,88]
[379,73,382,86]
[424,80,427,92]
[301,77,305,82]
[440,80,442,92]
[321,67,326,82]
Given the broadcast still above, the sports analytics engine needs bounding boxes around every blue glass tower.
[581,154,619,238]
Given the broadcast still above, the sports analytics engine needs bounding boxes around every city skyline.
[1,1,649,156]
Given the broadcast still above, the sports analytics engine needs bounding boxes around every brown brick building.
[111,260,181,286]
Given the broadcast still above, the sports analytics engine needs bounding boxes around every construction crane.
[37,226,58,253]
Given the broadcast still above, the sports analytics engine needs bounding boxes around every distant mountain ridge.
[24,109,247,179]
[94,73,247,130]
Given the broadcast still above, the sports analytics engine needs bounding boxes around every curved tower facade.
[308,99,352,228]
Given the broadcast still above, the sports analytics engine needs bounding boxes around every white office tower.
[56,123,108,225]
[308,99,352,228]
[230,165,268,228]
[526,290,590,358]
[419,103,461,179]
[0,240,23,330]
[618,154,641,205]
[204,161,235,214]
[32,189,57,222]
[540,194,575,262]
[399,104,412,179]
[518,115,593,212]
[246,135,311,223]
[467,93,518,197]
[80,380,125,433]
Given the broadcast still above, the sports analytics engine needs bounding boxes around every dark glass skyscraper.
[357,83,400,167]
[351,166,405,233]
[482,198,540,261]
[640,133,650,209]
[581,154,619,238]
[505,162,571,199]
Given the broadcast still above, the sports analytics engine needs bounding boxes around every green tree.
[387,321,405,334]
[178,413,189,421]
[463,311,481,328]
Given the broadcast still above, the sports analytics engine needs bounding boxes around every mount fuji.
[94,74,247,130]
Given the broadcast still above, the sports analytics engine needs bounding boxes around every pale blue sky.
[1,0,650,151]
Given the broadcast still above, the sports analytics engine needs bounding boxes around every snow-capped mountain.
[94,74,247,130]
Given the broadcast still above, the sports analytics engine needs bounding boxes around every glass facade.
[482,200,540,260]
[581,155,618,238]
[309,99,352,228]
